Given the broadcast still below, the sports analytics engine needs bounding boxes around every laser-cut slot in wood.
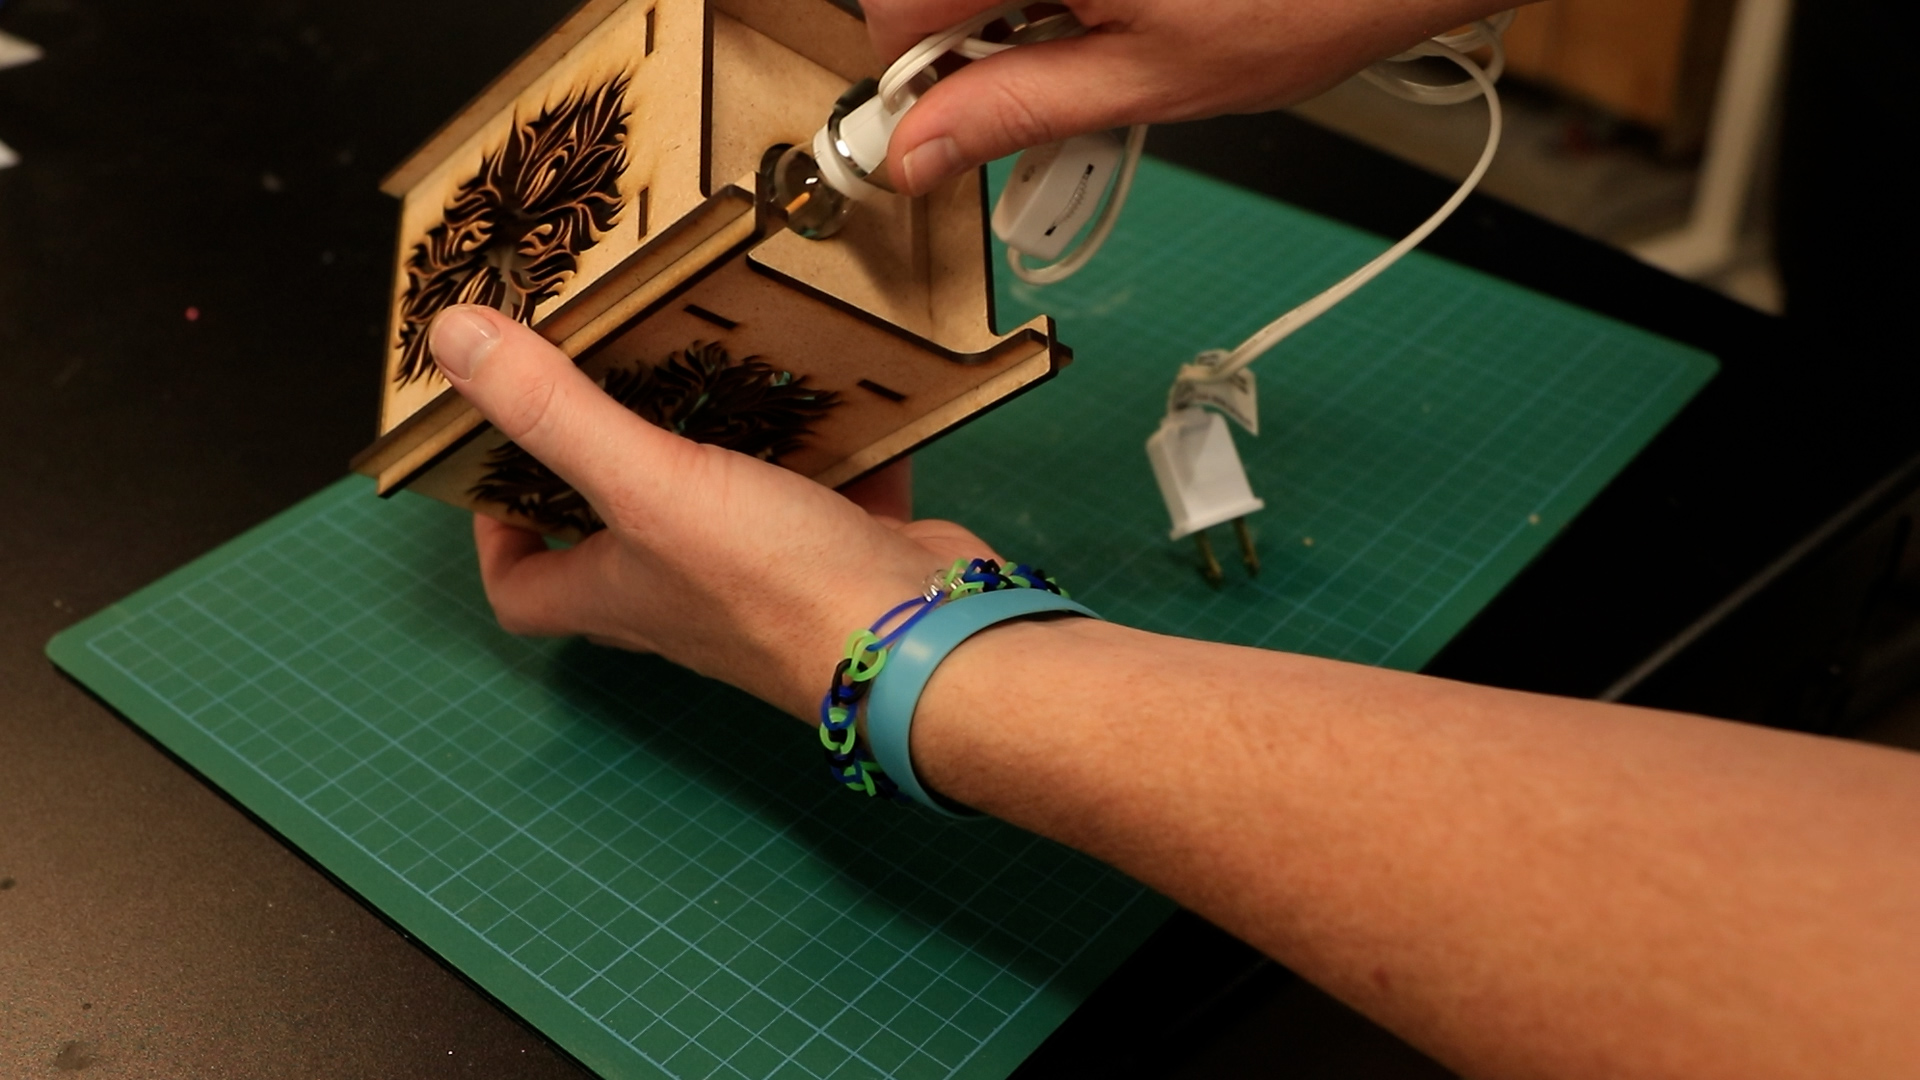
[857,378,907,403]
[683,303,739,330]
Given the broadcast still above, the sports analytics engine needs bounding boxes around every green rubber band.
[850,650,887,682]
[844,630,887,680]
[819,724,857,754]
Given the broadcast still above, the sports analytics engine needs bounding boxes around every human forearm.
[914,617,1920,1079]
[426,305,1920,1078]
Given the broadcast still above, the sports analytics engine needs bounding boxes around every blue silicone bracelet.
[866,588,1099,817]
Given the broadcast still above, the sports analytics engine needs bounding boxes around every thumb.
[888,33,1158,195]
[429,305,680,512]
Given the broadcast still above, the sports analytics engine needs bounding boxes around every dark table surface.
[4,3,1915,1078]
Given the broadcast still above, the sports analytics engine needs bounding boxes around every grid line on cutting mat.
[51,156,1715,1080]
[76,507,1147,1080]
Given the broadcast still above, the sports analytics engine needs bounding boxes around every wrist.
[908,613,1135,814]
[747,569,933,721]
[863,587,1098,814]
[806,557,1084,808]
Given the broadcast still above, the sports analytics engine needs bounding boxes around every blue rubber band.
[873,596,939,651]
[866,588,1098,817]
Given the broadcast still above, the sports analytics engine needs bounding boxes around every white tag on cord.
[1170,351,1258,436]
[991,131,1125,262]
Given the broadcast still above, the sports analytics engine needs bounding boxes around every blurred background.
[1300,0,1920,751]
[1300,0,1792,313]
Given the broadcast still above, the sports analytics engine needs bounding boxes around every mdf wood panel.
[378,0,708,434]
[356,0,1069,537]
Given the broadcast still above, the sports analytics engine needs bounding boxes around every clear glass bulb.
[771,145,853,240]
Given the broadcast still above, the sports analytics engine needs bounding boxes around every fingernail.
[899,136,962,195]
[430,307,501,382]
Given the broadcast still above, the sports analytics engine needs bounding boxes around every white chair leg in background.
[1632,0,1796,281]
[1,28,43,170]
[0,29,41,70]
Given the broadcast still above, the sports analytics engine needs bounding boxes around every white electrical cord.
[878,8,1508,317]
[1190,22,1507,383]
[878,1,1032,109]
[877,3,1135,285]
[1007,16,1511,289]
[1007,123,1149,285]
[1358,12,1514,105]
[871,7,1516,560]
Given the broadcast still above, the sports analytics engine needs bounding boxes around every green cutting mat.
[49,157,1715,1080]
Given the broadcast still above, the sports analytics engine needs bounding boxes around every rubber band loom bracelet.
[817,558,1098,816]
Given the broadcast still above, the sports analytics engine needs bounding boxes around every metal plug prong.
[1194,530,1225,588]
[1233,517,1260,577]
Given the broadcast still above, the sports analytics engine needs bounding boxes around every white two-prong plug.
[1146,407,1263,587]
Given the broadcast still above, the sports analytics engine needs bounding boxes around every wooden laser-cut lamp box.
[350,0,1070,538]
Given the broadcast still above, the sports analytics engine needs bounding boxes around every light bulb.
[772,145,853,240]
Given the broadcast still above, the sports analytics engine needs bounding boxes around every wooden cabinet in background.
[1504,0,1737,152]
